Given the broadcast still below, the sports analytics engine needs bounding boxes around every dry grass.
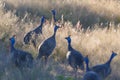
[0,0,120,80]
[1,0,120,27]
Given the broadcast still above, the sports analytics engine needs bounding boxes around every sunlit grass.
[0,0,120,80]
[1,0,120,26]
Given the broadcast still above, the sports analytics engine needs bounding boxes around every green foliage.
[1,33,9,42]
[56,75,74,80]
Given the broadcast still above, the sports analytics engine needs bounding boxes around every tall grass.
[0,0,120,80]
[2,0,120,28]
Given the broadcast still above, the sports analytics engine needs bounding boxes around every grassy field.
[0,0,120,80]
